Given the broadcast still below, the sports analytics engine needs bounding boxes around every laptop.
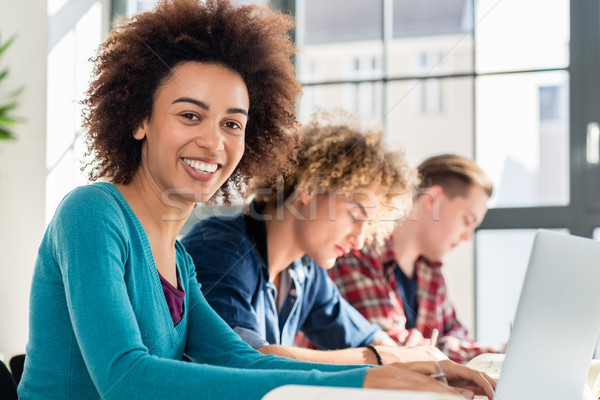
[263,230,600,400]
[494,230,600,400]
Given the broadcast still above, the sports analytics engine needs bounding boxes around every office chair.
[9,354,25,386]
[0,359,18,400]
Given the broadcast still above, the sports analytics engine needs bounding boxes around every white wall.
[0,0,48,361]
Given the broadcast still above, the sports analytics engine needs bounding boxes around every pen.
[430,328,439,347]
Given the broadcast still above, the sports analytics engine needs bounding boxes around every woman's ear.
[133,120,148,141]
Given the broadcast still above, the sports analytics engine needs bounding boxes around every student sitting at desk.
[182,115,449,365]
[330,154,504,363]
[18,1,496,398]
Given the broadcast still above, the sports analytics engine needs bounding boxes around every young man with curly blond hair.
[182,115,448,365]
[330,154,504,364]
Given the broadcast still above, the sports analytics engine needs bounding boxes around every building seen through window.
[296,0,571,340]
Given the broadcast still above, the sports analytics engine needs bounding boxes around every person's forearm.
[257,344,447,365]
[369,345,448,364]
[257,344,379,365]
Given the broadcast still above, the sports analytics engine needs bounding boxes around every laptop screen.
[495,230,600,400]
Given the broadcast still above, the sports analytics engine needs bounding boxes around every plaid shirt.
[329,241,504,363]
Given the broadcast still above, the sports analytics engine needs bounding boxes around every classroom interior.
[1,0,599,367]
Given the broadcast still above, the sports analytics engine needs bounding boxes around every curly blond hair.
[252,111,415,244]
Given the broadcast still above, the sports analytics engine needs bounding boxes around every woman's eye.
[223,121,242,130]
[182,113,199,121]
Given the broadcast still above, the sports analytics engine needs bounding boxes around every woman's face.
[134,61,249,203]
[293,188,381,269]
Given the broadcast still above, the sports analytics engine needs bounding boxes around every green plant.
[0,34,22,141]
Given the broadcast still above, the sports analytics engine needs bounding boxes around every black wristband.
[366,344,383,366]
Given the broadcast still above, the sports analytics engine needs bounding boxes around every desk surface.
[262,385,464,400]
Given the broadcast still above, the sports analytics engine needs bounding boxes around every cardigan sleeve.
[52,187,368,400]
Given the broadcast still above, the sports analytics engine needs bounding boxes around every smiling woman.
[129,62,249,205]
[17,1,497,399]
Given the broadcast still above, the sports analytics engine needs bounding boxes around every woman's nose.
[196,121,224,152]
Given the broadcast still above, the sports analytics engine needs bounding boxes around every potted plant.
[0,34,22,141]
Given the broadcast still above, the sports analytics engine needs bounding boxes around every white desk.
[262,385,464,400]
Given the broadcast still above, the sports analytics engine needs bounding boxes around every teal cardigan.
[18,183,368,399]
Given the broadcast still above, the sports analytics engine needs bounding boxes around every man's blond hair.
[417,154,493,199]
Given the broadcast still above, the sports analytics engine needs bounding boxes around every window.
[477,72,569,208]
[46,0,109,224]
[414,53,443,115]
[291,0,600,339]
[539,85,562,121]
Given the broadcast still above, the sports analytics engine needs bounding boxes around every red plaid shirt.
[328,241,504,363]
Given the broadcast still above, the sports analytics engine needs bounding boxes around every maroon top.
[158,271,185,325]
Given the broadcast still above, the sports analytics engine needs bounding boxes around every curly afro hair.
[83,0,300,202]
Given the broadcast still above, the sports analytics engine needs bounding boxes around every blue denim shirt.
[181,210,382,350]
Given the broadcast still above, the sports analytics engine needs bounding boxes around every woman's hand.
[363,365,473,398]
[438,359,495,398]
[390,360,497,399]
